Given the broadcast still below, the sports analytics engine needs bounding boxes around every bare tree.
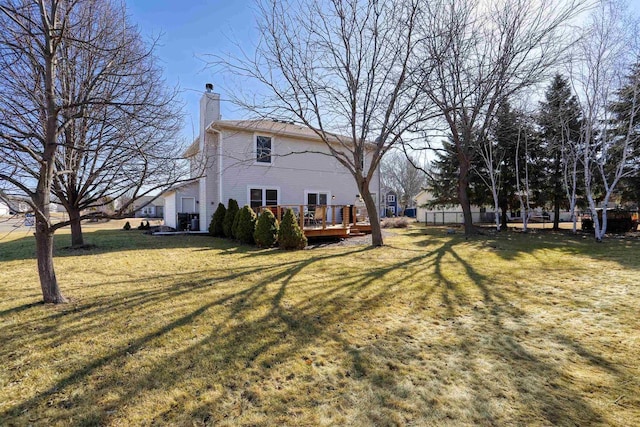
[515,119,534,231]
[380,151,426,212]
[0,0,187,303]
[418,0,587,236]
[214,0,438,246]
[571,0,640,241]
[475,129,507,231]
[50,4,187,248]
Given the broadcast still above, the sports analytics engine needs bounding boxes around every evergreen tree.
[490,102,543,228]
[254,209,279,247]
[223,199,239,238]
[209,203,226,237]
[426,137,489,209]
[609,62,640,208]
[278,209,307,250]
[538,74,582,229]
[235,206,257,244]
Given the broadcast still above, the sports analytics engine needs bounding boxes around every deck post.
[321,206,327,229]
[342,206,348,228]
[352,205,357,227]
[299,205,304,229]
[331,206,336,226]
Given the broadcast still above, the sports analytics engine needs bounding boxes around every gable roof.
[210,120,336,142]
[183,119,377,158]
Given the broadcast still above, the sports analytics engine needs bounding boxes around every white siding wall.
[199,132,219,231]
[0,202,9,216]
[219,129,379,212]
[163,183,200,229]
[164,193,177,228]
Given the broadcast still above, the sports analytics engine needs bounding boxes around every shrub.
[235,205,257,244]
[254,209,279,248]
[123,221,131,230]
[209,203,226,236]
[223,199,239,238]
[232,207,242,239]
[278,208,307,250]
[381,217,409,228]
[137,221,145,230]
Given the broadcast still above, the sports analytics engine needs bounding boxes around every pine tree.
[609,62,640,208]
[538,74,582,229]
[426,137,488,209]
[278,209,307,250]
[223,199,239,238]
[490,102,542,228]
[254,209,279,247]
[235,206,257,244]
[209,203,226,237]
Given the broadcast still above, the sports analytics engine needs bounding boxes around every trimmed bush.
[223,199,239,238]
[232,206,242,239]
[235,205,257,244]
[123,221,131,230]
[254,209,279,248]
[278,208,307,250]
[209,203,226,236]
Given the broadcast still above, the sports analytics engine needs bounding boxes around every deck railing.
[258,204,369,230]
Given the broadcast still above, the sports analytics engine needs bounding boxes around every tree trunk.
[35,218,66,303]
[500,201,509,230]
[457,155,475,236]
[360,184,383,246]
[553,156,562,230]
[68,207,84,248]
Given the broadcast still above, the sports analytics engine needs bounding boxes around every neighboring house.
[162,84,381,231]
[0,201,9,216]
[132,196,165,218]
[383,190,398,216]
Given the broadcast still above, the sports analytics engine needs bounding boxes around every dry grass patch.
[0,224,638,426]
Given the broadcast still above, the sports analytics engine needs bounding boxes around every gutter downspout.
[207,126,223,207]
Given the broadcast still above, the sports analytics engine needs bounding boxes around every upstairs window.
[256,135,272,163]
[387,194,396,203]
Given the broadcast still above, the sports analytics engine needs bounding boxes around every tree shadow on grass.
[0,229,252,262]
[1,234,636,425]
[408,224,640,271]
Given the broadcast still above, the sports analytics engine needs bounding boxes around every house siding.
[199,131,219,229]
[218,128,379,211]
[164,194,177,228]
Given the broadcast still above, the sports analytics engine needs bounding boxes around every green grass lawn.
[0,224,638,426]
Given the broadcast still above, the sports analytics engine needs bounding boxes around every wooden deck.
[259,204,372,239]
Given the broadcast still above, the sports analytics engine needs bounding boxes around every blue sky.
[126,0,258,141]
[126,0,640,143]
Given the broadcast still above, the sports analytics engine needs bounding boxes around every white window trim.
[254,133,274,166]
[303,189,332,206]
[387,194,396,203]
[247,185,281,207]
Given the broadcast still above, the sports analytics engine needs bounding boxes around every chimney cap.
[205,83,213,92]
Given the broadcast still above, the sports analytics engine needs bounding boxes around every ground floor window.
[306,191,329,207]
[249,187,279,209]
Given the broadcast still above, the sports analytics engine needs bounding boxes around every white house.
[131,196,165,218]
[163,85,381,231]
[0,201,9,216]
